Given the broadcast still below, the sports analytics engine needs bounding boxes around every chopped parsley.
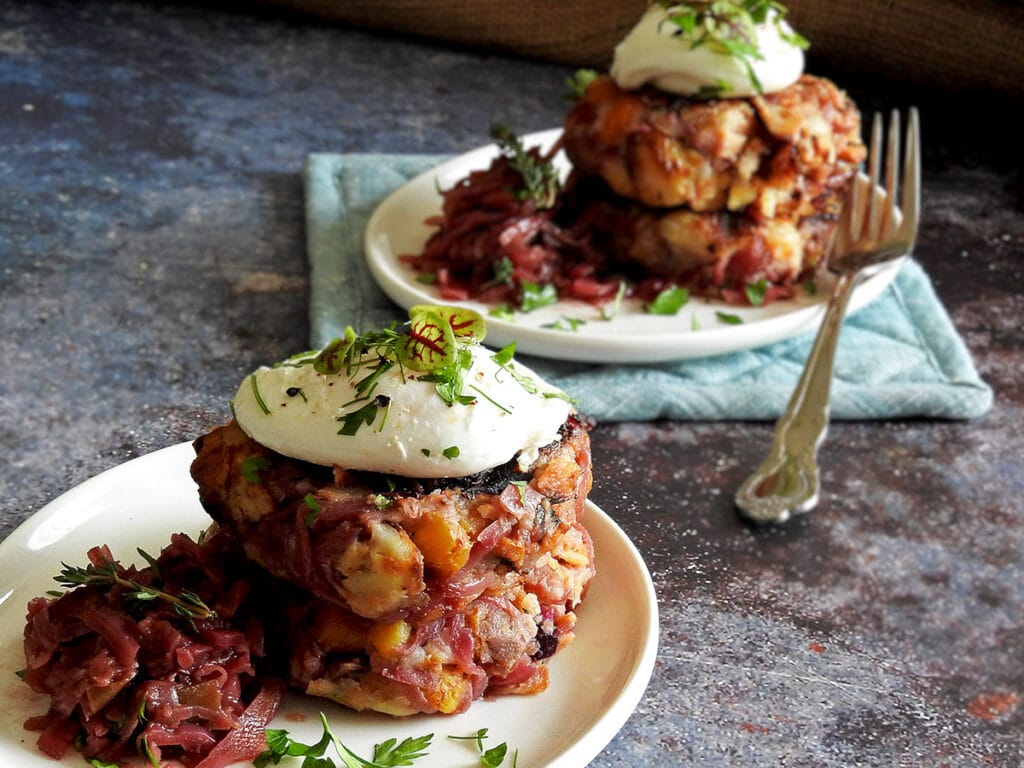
[303,493,321,526]
[518,281,558,312]
[745,278,768,306]
[241,455,270,484]
[646,286,690,315]
[541,316,586,332]
[716,310,744,325]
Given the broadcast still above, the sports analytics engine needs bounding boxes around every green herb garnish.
[600,281,628,321]
[646,286,690,315]
[249,374,271,415]
[542,316,586,332]
[519,281,558,312]
[656,1,809,95]
[565,68,598,99]
[490,123,559,209]
[716,310,744,325]
[443,445,461,460]
[745,278,768,306]
[489,304,515,322]
[54,554,216,623]
[256,712,432,768]
[242,455,271,484]
[449,728,518,768]
[303,493,321,526]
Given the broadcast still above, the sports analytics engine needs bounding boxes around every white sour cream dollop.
[232,344,572,478]
[611,3,804,97]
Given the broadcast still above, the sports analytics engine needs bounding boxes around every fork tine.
[880,109,900,238]
[901,107,921,243]
[863,112,883,242]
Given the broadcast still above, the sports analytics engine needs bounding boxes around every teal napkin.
[304,153,993,422]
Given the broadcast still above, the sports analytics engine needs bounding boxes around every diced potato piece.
[334,520,425,619]
[424,667,473,714]
[368,620,412,659]
[313,605,366,653]
[408,512,472,577]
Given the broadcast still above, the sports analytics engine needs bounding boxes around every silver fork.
[735,108,921,524]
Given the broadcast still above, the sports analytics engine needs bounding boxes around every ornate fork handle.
[734,269,859,523]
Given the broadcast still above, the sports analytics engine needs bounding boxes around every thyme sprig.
[490,123,559,209]
[54,551,216,622]
[656,1,808,94]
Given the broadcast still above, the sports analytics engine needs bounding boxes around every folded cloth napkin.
[304,152,993,422]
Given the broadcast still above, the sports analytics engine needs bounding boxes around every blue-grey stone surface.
[1,1,1022,766]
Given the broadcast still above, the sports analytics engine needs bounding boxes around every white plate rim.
[364,128,901,364]
[0,442,658,768]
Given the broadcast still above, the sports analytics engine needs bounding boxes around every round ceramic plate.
[365,128,902,363]
[0,442,658,767]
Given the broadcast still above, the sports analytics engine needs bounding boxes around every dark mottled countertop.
[1,1,1022,765]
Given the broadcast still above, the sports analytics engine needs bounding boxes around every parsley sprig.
[256,712,431,768]
[656,1,808,94]
[490,123,559,209]
[53,551,216,622]
[449,728,518,768]
[255,716,518,768]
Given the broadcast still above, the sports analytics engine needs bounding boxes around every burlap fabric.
[260,0,1023,97]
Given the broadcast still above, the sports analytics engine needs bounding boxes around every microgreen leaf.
[410,304,487,342]
[443,445,460,460]
[715,310,744,325]
[314,327,358,375]
[398,309,456,373]
[646,286,690,315]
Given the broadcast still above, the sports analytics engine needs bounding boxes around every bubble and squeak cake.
[561,1,866,302]
[20,306,595,767]
[190,305,595,716]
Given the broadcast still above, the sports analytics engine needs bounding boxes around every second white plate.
[365,128,902,364]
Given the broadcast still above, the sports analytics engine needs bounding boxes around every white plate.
[0,442,658,768]
[365,128,902,363]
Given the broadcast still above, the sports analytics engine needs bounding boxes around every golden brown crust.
[189,417,595,716]
[562,74,866,217]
